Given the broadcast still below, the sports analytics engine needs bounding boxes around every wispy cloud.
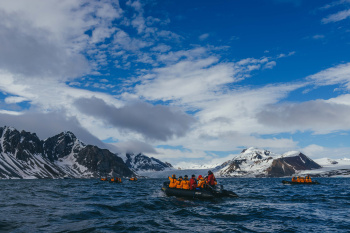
[307,62,350,89]
[322,9,350,23]
[312,34,325,39]
[199,33,209,41]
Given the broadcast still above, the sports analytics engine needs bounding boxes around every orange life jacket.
[291,177,296,182]
[300,177,305,183]
[169,177,177,188]
[176,179,183,189]
[197,178,206,188]
[181,179,190,189]
[111,178,115,182]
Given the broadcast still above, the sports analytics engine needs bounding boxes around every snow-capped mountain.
[215,147,321,177]
[0,126,134,179]
[121,153,173,172]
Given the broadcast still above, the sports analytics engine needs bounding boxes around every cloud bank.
[74,97,196,141]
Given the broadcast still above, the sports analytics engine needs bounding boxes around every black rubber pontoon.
[282,180,320,185]
[161,182,238,199]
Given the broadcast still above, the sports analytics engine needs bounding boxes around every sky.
[1,0,350,167]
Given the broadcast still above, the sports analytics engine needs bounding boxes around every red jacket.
[208,174,215,186]
[189,178,197,190]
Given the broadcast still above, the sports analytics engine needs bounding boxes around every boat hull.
[161,182,238,199]
[282,180,320,185]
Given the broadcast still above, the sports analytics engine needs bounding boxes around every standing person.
[168,174,177,188]
[207,170,216,187]
[181,175,190,190]
[176,176,183,189]
[189,175,197,190]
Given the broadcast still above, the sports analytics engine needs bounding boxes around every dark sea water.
[0,178,349,233]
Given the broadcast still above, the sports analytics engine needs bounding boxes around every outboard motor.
[214,184,223,193]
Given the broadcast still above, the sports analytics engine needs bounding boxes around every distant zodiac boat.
[282,180,320,185]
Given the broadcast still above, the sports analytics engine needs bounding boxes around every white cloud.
[312,34,325,39]
[263,61,277,69]
[322,9,350,24]
[319,0,350,11]
[148,148,210,161]
[135,57,236,102]
[150,44,171,52]
[4,96,28,104]
[199,33,209,41]
[307,62,350,89]
[257,100,350,134]
[110,140,157,154]
[301,144,350,159]
[0,0,123,79]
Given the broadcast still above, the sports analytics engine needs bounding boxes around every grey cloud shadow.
[74,97,196,141]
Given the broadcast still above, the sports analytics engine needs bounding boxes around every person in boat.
[176,176,183,189]
[291,176,297,182]
[189,174,197,190]
[197,175,206,189]
[207,170,216,187]
[181,175,190,190]
[111,177,115,182]
[300,177,305,183]
[305,175,312,183]
[168,174,177,188]
[296,176,300,182]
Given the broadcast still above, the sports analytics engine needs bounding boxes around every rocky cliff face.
[266,152,321,177]
[122,153,173,172]
[0,126,134,179]
[215,147,321,177]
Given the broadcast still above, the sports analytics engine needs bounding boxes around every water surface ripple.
[0,178,349,232]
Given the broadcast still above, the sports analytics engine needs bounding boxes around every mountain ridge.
[214,147,322,177]
[0,127,115,178]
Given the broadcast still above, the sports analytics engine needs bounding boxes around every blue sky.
[0,0,350,166]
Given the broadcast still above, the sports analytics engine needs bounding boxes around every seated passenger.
[305,175,311,183]
[296,176,300,183]
[181,175,190,190]
[168,174,177,188]
[291,176,297,182]
[197,175,206,189]
[300,177,305,183]
[190,174,197,190]
[176,176,183,189]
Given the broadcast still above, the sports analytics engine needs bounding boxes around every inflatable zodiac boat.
[161,182,238,199]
